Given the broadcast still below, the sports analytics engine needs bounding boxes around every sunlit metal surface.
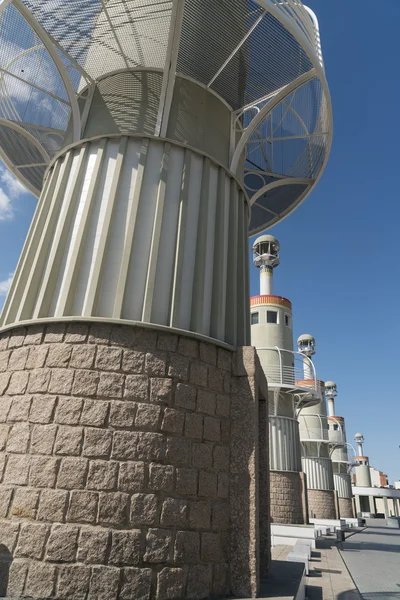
[0,0,331,229]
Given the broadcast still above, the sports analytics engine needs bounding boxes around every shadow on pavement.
[341,542,400,553]
[360,594,400,600]
[306,584,323,599]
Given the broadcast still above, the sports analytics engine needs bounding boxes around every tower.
[298,337,337,520]
[251,237,321,524]
[0,1,332,598]
[354,433,372,487]
[353,433,375,516]
[325,382,354,518]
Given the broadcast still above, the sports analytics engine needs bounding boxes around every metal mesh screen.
[0,0,331,228]
[94,70,162,135]
[249,182,309,234]
[18,164,46,189]
[0,123,44,165]
[22,0,173,78]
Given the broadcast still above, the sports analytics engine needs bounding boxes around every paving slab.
[271,537,362,600]
[340,525,400,600]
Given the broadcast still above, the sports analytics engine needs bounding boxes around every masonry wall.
[338,497,354,519]
[0,322,241,599]
[307,489,337,520]
[269,471,307,524]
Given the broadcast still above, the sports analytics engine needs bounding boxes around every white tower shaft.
[357,441,364,456]
[327,398,335,417]
[260,266,273,295]
[303,357,314,380]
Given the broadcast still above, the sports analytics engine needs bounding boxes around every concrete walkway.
[272,537,362,600]
[340,525,400,600]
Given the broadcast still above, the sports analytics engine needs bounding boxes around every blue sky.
[1,1,400,482]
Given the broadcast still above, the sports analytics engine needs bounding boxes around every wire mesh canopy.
[0,0,332,232]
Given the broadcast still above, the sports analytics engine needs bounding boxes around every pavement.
[271,522,400,600]
[340,524,400,600]
[272,539,361,600]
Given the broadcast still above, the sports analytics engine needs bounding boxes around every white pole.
[357,441,363,456]
[303,356,313,379]
[260,266,273,295]
[327,398,335,417]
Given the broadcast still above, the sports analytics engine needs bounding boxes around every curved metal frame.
[0,117,50,162]
[249,177,313,218]
[0,143,38,196]
[299,413,330,445]
[0,117,50,195]
[0,0,332,227]
[256,345,322,411]
[231,69,317,174]
[12,0,81,142]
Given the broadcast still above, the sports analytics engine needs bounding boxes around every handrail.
[256,346,319,392]
[299,413,329,442]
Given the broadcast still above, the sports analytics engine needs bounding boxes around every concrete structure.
[369,466,382,488]
[0,1,332,598]
[250,237,321,524]
[325,381,354,518]
[353,433,376,515]
[352,434,399,518]
[369,466,389,488]
[354,433,372,489]
[353,484,400,518]
[298,337,337,520]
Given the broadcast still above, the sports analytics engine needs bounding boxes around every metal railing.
[299,414,329,442]
[256,346,320,393]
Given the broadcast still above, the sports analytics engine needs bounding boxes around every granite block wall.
[269,471,307,524]
[307,489,337,520]
[0,323,235,599]
[338,497,354,519]
[0,322,269,599]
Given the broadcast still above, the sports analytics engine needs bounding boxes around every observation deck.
[0,0,332,233]
[256,347,322,409]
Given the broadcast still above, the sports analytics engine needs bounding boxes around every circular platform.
[0,0,332,231]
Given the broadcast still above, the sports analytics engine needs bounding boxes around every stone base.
[0,322,269,599]
[339,497,354,519]
[270,471,307,524]
[307,489,337,520]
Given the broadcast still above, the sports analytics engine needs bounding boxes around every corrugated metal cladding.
[1,136,250,347]
[334,473,352,499]
[269,416,302,472]
[302,457,334,491]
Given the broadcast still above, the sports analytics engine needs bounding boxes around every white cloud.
[0,187,13,221]
[0,167,26,197]
[0,163,29,221]
[0,273,13,296]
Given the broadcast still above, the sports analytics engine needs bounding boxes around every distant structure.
[369,467,389,488]
[325,382,354,518]
[354,433,372,487]
[352,434,400,517]
[251,236,321,524]
[298,337,337,519]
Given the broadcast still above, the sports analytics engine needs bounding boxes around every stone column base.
[270,471,306,524]
[0,321,269,599]
[307,489,337,519]
[339,497,354,518]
